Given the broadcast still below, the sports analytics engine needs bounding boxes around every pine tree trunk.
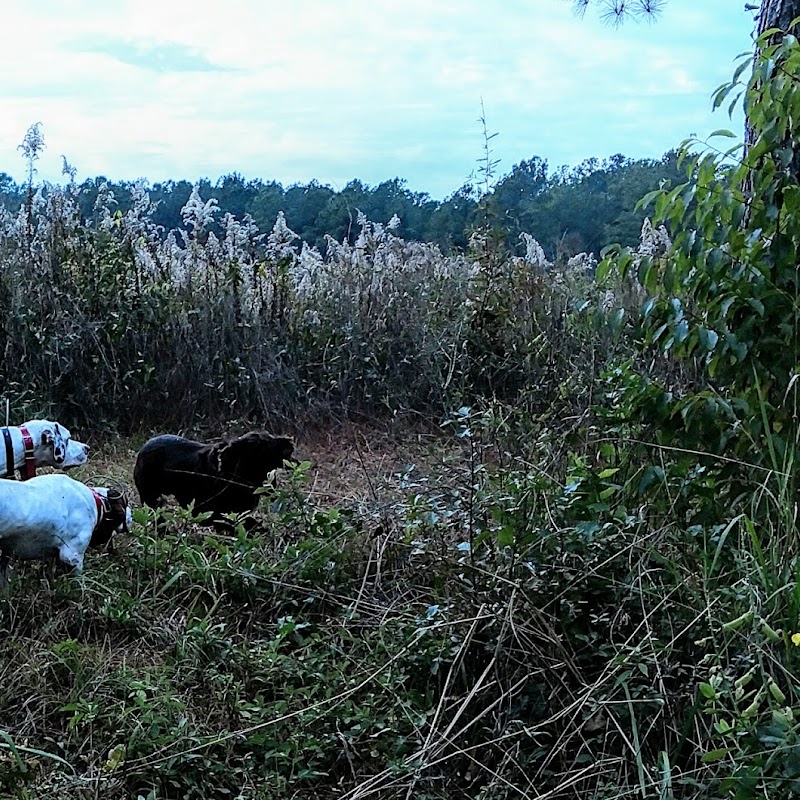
[743,0,800,202]
[758,0,800,35]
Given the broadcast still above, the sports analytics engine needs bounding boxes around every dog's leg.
[138,489,163,510]
[58,545,85,576]
[42,555,58,590]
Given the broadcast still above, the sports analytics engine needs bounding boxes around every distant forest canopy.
[0,149,682,259]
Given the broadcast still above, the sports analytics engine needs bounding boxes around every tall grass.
[3,408,799,799]
[0,180,620,433]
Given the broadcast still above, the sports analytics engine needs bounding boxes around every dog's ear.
[41,424,66,464]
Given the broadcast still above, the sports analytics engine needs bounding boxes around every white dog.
[0,419,89,479]
[0,474,132,586]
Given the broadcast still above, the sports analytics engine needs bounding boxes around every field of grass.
[1,421,515,799]
[1,409,796,800]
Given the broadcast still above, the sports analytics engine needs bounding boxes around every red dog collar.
[18,426,35,481]
[90,489,105,525]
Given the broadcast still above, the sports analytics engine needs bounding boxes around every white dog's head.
[23,420,89,469]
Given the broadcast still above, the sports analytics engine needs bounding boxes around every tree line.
[0,149,682,260]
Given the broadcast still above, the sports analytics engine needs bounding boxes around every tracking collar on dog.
[0,426,36,480]
[1,428,12,478]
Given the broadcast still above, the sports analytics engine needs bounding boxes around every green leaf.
[595,256,612,283]
[732,57,752,84]
[747,298,765,316]
[699,683,718,700]
[758,27,782,42]
[637,465,665,495]
[698,328,719,352]
[701,749,730,763]
[496,527,514,548]
[599,442,616,460]
[636,189,665,210]
[727,93,743,118]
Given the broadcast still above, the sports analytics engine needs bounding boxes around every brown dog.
[134,432,294,523]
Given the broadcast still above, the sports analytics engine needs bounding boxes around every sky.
[1,1,756,201]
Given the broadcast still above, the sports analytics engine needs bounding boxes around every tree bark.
[758,0,800,35]
[742,0,800,204]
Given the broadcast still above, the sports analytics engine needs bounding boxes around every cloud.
[0,0,755,200]
[73,39,230,73]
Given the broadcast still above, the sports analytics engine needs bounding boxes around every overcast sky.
[1,1,755,200]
